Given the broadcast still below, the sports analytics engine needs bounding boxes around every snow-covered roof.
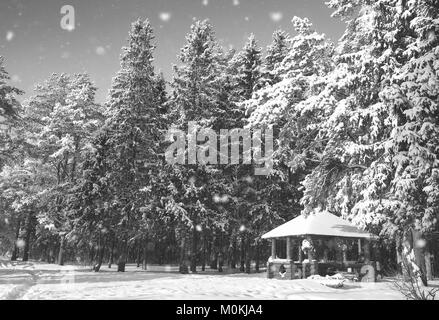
[261,211,377,240]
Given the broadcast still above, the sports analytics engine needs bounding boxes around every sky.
[0,0,346,103]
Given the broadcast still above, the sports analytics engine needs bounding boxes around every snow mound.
[307,273,348,288]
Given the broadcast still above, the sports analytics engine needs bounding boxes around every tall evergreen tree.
[0,56,24,169]
[231,34,263,103]
[261,30,291,87]
[102,19,166,271]
[167,20,228,273]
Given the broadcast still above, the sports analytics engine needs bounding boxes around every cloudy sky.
[0,0,346,102]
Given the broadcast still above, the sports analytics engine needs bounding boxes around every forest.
[0,0,438,281]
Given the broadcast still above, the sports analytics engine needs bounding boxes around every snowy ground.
[0,258,418,300]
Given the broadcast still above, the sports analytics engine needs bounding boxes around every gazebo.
[262,211,378,281]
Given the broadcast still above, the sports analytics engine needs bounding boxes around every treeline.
[0,0,438,280]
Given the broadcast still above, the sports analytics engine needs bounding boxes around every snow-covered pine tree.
[378,0,439,282]
[170,19,225,129]
[99,19,166,271]
[244,17,334,135]
[231,34,263,103]
[0,56,24,169]
[167,20,228,273]
[226,33,299,273]
[239,17,334,251]
[261,29,291,87]
[1,72,100,263]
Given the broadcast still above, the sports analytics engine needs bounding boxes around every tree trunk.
[412,229,428,286]
[218,252,224,272]
[136,241,142,268]
[201,234,206,271]
[255,243,260,272]
[93,235,106,272]
[190,227,197,273]
[142,241,147,270]
[108,237,115,268]
[23,213,32,261]
[48,236,55,264]
[396,239,403,275]
[209,235,218,269]
[22,213,33,262]
[218,233,223,272]
[11,219,21,261]
[179,236,188,274]
[209,251,218,269]
[245,236,251,274]
[425,249,433,281]
[423,236,433,281]
[230,239,237,269]
[117,240,128,272]
[58,235,65,266]
[240,237,245,272]
[89,242,95,266]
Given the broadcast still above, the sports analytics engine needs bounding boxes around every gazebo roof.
[261,211,377,240]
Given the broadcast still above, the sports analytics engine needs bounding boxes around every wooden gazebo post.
[286,237,297,279]
[364,239,371,263]
[271,238,276,259]
[306,236,318,275]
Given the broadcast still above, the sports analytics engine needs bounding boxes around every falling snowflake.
[244,16,250,21]
[415,239,426,248]
[16,239,26,248]
[195,225,203,232]
[188,176,197,185]
[61,51,71,59]
[269,12,283,22]
[159,12,171,22]
[202,0,209,6]
[11,75,21,83]
[6,31,14,41]
[95,46,106,55]
[243,176,253,183]
[213,194,229,203]
[239,225,246,232]
[233,0,240,6]
[213,194,221,203]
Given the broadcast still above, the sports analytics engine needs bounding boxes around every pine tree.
[261,29,291,87]
[231,34,263,103]
[0,56,24,169]
[0,72,101,263]
[244,17,334,130]
[167,19,228,273]
[103,19,166,271]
